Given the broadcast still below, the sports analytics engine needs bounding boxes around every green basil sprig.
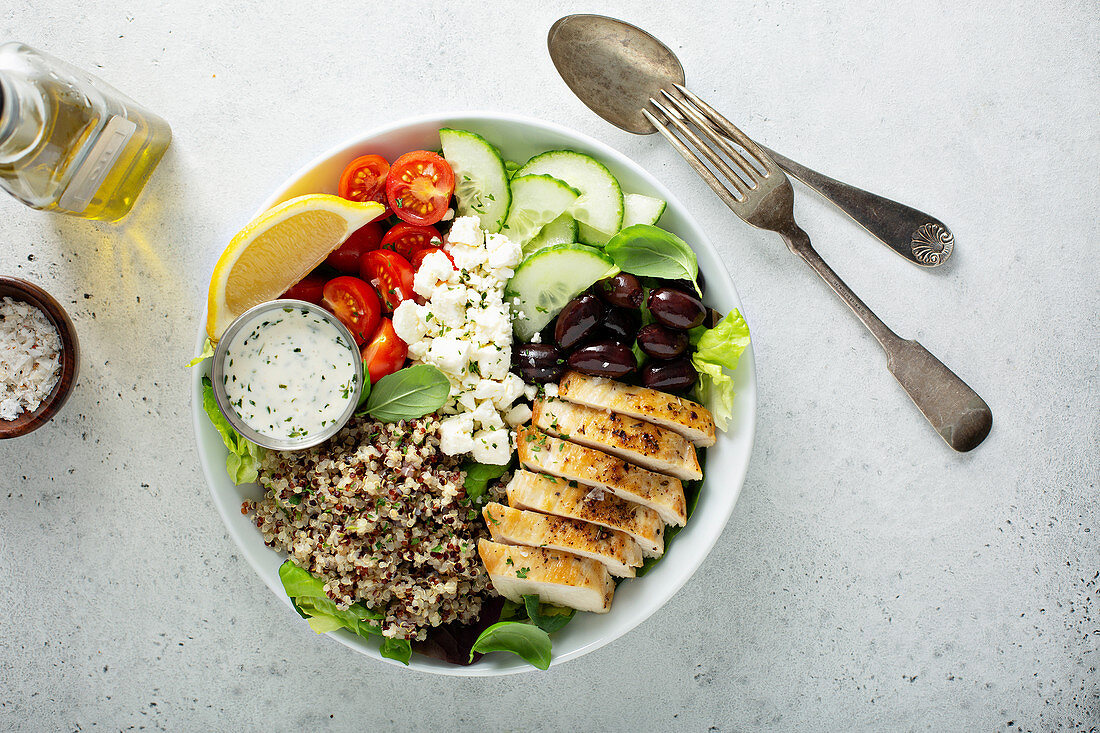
[522,595,576,634]
[463,462,510,502]
[359,364,450,422]
[604,224,700,294]
[469,621,552,670]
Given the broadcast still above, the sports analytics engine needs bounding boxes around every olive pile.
[512,272,708,393]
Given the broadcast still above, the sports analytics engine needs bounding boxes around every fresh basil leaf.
[637,447,707,576]
[201,376,263,484]
[356,368,372,409]
[469,621,552,670]
[363,364,450,422]
[380,637,413,665]
[605,224,700,294]
[187,338,215,367]
[498,599,527,622]
[463,462,510,502]
[522,595,576,634]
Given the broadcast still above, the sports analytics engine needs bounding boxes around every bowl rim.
[191,110,757,675]
[0,276,79,439]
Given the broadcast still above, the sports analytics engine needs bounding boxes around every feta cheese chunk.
[427,336,469,377]
[439,413,475,455]
[504,403,532,427]
[447,216,483,247]
[391,300,427,344]
[413,250,457,298]
[486,232,523,271]
[472,428,511,465]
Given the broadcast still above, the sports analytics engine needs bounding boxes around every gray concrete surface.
[1,1,1097,730]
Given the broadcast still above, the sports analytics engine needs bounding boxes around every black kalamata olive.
[641,358,698,392]
[602,308,640,344]
[636,323,689,359]
[662,270,706,295]
[512,343,564,384]
[648,287,706,330]
[596,273,643,309]
[566,340,637,379]
[554,294,604,349]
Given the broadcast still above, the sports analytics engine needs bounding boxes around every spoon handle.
[760,145,955,268]
[780,224,992,452]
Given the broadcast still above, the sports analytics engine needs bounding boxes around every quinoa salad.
[244,415,505,641]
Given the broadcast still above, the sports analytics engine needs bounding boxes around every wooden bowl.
[0,277,79,439]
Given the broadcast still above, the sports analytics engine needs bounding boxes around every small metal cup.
[210,299,364,451]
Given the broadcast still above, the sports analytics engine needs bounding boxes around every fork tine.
[649,97,754,197]
[660,88,768,184]
[672,83,774,172]
[642,108,746,211]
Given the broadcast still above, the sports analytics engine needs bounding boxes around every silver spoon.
[547,14,955,267]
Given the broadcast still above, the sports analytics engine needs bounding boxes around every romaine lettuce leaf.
[689,309,750,431]
[200,376,264,484]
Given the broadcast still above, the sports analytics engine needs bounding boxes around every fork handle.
[780,225,992,452]
[760,145,955,269]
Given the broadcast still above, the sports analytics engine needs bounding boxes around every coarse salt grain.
[0,297,62,421]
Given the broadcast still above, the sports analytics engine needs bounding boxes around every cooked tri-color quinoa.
[244,415,504,640]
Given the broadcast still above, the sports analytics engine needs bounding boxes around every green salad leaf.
[463,462,510,502]
[605,224,700,294]
[689,309,750,430]
[200,376,264,484]
[356,368,372,409]
[278,561,414,664]
[361,364,450,422]
[469,621,552,670]
[187,338,215,367]
[522,595,576,634]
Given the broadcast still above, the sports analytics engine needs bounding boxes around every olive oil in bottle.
[0,42,171,222]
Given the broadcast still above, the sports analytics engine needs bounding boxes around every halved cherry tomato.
[360,250,415,313]
[385,151,455,226]
[321,276,381,345]
[339,154,391,216]
[380,223,443,259]
[282,273,326,304]
[409,246,456,273]
[361,318,407,384]
[326,221,383,273]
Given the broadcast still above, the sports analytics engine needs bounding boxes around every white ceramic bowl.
[192,112,757,675]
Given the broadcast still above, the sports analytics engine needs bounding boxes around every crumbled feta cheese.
[391,300,427,344]
[472,399,505,430]
[413,250,457,298]
[473,345,509,381]
[427,336,469,377]
[471,427,511,465]
[0,297,62,421]
[485,232,523,270]
[439,413,475,454]
[432,284,468,328]
[449,242,487,271]
[447,216,483,247]
[543,382,559,398]
[504,403,532,427]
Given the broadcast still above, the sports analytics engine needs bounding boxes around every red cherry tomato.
[339,154,391,216]
[409,246,456,273]
[321,276,381,345]
[281,273,326,304]
[325,222,383,273]
[360,250,415,313]
[385,151,455,226]
[361,318,407,384]
[380,223,443,259]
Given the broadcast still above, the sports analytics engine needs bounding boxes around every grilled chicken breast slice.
[533,398,702,480]
[558,370,716,447]
[483,501,643,577]
[507,470,665,557]
[516,426,687,527]
[478,539,614,613]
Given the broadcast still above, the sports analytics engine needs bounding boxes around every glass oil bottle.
[0,42,171,222]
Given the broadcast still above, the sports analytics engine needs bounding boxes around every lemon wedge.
[206,195,384,340]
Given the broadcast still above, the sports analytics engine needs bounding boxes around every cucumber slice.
[504,160,521,179]
[516,151,623,246]
[522,213,578,257]
[501,174,579,246]
[505,244,619,341]
[439,128,511,233]
[622,193,667,227]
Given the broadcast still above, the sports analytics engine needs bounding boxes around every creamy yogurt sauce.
[222,305,359,441]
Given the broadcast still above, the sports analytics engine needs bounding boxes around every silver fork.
[645,84,992,452]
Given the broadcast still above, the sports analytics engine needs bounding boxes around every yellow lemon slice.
[206,195,384,340]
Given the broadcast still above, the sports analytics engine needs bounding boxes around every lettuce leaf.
[689,309,750,431]
[462,461,510,503]
[187,338,215,367]
[200,376,264,484]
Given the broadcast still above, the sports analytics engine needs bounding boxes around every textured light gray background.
[0,1,1097,731]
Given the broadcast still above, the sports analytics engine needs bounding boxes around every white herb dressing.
[222,305,358,440]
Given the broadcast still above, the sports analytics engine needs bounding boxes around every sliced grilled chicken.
[558,370,716,447]
[533,398,702,481]
[483,501,643,577]
[516,426,687,526]
[507,470,665,557]
[478,539,614,613]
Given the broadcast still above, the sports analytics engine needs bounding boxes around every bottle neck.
[0,71,47,162]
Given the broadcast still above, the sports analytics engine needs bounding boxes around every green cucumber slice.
[622,193,667,227]
[439,128,511,233]
[522,213,578,257]
[504,160,521,179]
[501,174,579,246]
[505,244,619,341]
[516,151,623,246]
